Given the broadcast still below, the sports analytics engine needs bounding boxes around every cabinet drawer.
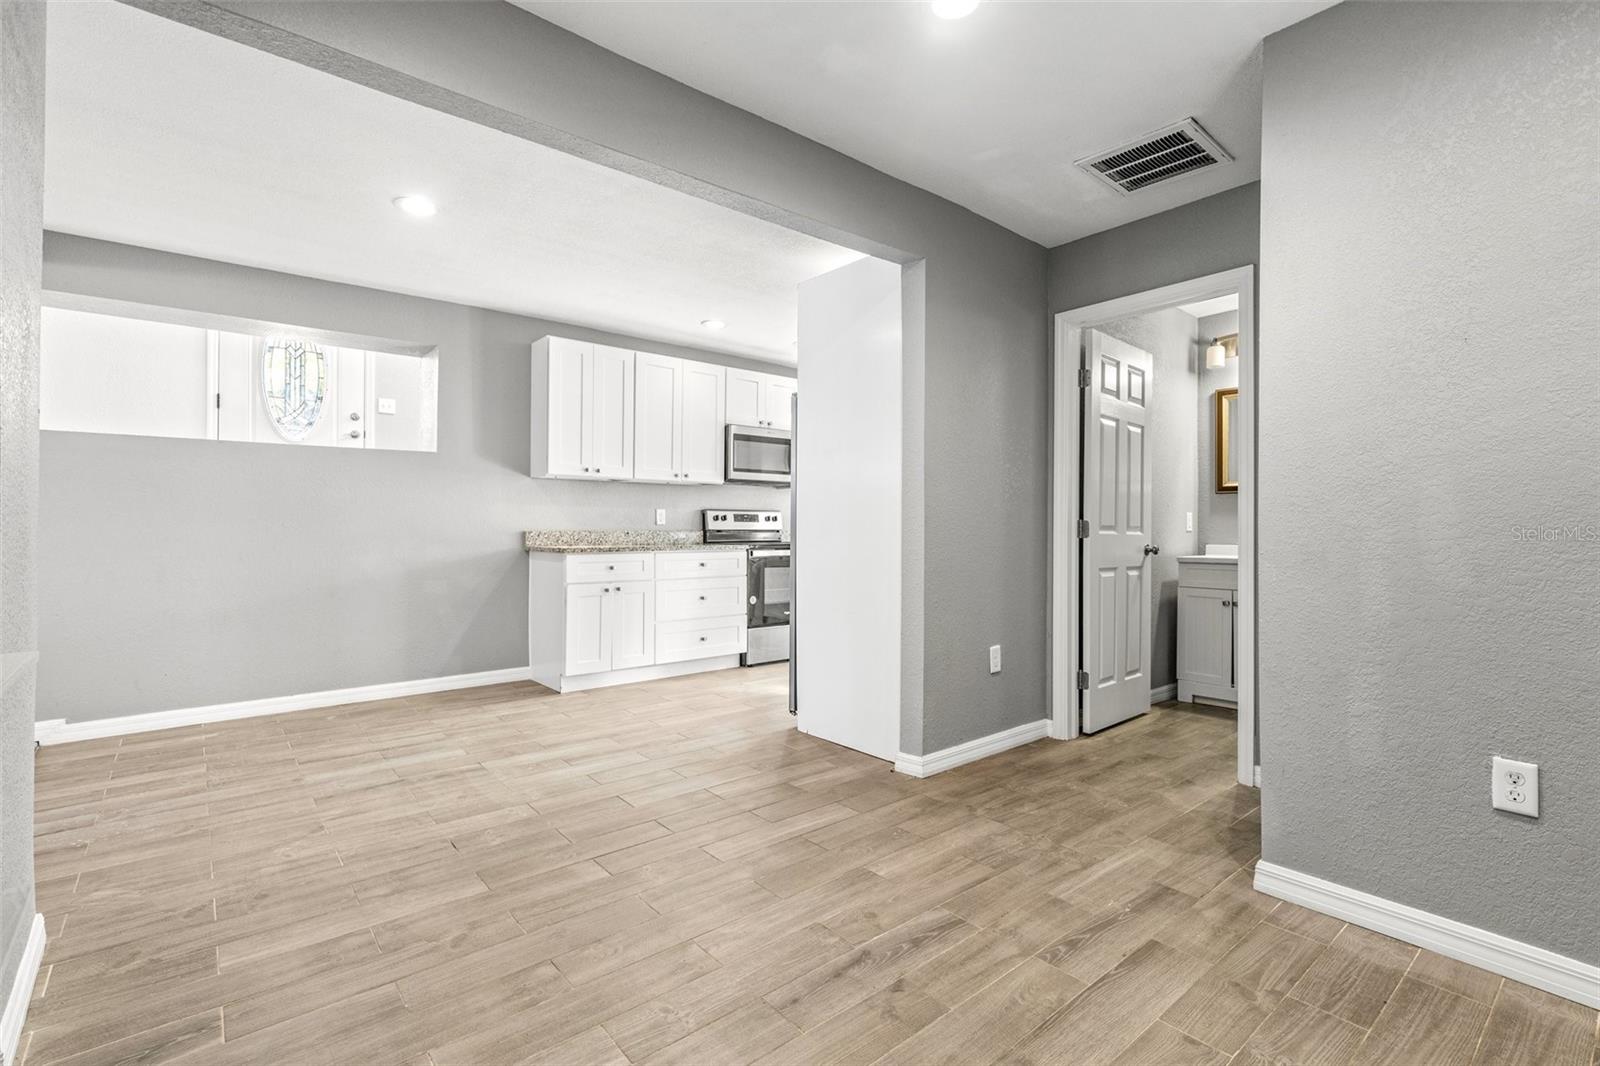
[1177,561,1237,591]
[565,553,654,584]
[656,576,748,622]
[655,550,746,580]
[655,617,746,664]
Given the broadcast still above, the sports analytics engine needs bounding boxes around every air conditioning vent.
[1075,118,1232,195]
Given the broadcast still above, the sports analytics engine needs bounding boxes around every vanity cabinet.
[726,367,796,430]
[1177,558,1238,705]
[531,337,634,479]
[633,352,726,484]
[530,549,747,693]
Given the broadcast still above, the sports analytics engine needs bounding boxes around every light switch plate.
[1186,511,1194,533]
[988,645,1002,674]
[655,509,666,526]
[377,397,397,415]
[1491,756,1539,817]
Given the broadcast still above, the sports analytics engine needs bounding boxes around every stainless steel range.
[703,509,790,666]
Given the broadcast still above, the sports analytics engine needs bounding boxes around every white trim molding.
[35,666,532,746]
[1255,862,1600,1009]
[895,719,1050,778]
[1,914,45,1066]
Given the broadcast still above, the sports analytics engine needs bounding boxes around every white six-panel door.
[1082,330,1156,734]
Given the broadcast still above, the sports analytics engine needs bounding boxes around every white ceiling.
[520,0,1336,246]
[44,2,864,364]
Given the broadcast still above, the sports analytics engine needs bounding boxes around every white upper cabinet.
[533,335,785,485]
[679,359,726,483]
[634,351,682,483]
[726,365,796,429]
[532,337,635,479]
[633,352,726,484]
[726,367,764,427]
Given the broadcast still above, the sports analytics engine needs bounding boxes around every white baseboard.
[1254,861,1599,1009]
[895,719,1050,778]
[1151,683,1177,704]
[34,666,532,746]
[543,655,743,694]
[1,914,45,1066]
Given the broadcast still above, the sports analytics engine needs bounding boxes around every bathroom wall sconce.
[1205,333,1239,370]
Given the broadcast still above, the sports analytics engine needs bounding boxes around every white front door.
[1081,330,1155,734]
[334,348,369,449]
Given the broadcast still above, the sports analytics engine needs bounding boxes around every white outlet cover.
[1491,755,1539,818]
[988,644,1002,674]
[655,508,666,526]
[377,397,397,415]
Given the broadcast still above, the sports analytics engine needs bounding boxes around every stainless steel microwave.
[725,424,792,485]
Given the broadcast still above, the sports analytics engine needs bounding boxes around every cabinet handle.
[698,562,707,568]
[607,565,615,570]
[699,636,707,642]
[698,595,706,601]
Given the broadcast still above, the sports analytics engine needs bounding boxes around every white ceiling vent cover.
[1076,118,1232,195]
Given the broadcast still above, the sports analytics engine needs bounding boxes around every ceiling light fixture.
[392,194,438,218]
[700,319,726,331]
[931,0,980,19]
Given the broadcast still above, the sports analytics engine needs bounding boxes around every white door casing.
[1081,330,1155,734]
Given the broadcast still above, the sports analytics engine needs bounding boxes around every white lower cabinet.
[1176,559,1238,704]
[531,550,747,692]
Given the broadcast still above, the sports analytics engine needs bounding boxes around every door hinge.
[1076,518,1089,539]
[1077,367,1092,388]
[1076,669,1089,691]
[215,392,222,409]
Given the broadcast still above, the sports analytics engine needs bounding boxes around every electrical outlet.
[1186,511,1194,533]
[655,508,666,526]
[377,397,397,415]
[988,645,1002,674]
[1491,756,1539,818]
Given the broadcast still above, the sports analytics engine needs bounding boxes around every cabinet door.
[679,359,726,483]
[1178,586,1232,689]
[564,582,609,676]
[590,344,634,478]
[546,338,590,476]
[726,367,764,427]
[633,352,681,482]
[606,580,655,670]
[763,375,797,430]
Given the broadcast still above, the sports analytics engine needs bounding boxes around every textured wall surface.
[0,0,44,1006]
[1259,1,1600,963]
[1095,308,1200,690]
[39,234,790,722]
[148,0,1051,758]
[1197,309,1240,547]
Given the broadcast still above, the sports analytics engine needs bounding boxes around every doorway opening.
[1051,266,1257,787]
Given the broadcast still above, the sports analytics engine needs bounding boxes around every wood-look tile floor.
[25,666,1599,1066]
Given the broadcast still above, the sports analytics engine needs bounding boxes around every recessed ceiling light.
[931,0,979,19]
[700,319,726,331]
[393,195,438,218]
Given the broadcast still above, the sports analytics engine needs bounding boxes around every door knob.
[1143,544,1160,556]
[349,412,361,421]
[348,429,361,439]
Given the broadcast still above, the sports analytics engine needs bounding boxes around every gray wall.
[1259,1,1600,964]
[1197,309,1239,547]
[39,233,790,722]
[0,0,44,1008]
[1095,308,1200,690]
[144,0,1050,759]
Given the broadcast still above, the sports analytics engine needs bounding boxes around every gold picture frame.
[1215,387,1239,493]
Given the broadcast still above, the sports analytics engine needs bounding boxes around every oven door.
[725,424,792,485]
[748,549,792,629]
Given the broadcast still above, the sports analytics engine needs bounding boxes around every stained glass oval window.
[261,335,328,441]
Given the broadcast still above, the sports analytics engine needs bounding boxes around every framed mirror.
[1215,387,1239,493]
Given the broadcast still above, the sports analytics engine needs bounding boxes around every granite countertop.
[523,530,750,554]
